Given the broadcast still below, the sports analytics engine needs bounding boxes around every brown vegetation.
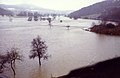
[90,23,120,36]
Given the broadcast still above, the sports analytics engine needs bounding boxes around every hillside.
[58,57,120,78]
[99,7,120,21]
[0,4,71,15]
[0,7,13,15]
[68,0,120,20]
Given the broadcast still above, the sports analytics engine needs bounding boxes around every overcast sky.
[0,0,105,10]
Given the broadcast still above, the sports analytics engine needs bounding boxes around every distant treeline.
[17,11,63,17]
[0,7,66,17]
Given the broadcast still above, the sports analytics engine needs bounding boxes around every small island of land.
[90,22,120,36]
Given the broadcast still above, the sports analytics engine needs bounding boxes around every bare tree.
[0,48,23,75]
[6,48,23,75]
[0,55,9,73]
[29,36,48,66]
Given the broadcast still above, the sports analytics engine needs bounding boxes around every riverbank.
[90,24,120,36]
[57,57,120,78]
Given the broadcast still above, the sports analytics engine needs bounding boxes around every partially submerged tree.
[0,48,23,75]
[0,55,9,73]
[29,36,49,66]
[7,48,23,75]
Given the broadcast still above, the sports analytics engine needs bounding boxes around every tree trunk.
[0,62,3,70]
[13,60,16,68]
[38,56,41,66]
[0,62,4,73]
[11,61,16,75]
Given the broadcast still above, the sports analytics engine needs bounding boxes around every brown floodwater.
[0,16,120,78]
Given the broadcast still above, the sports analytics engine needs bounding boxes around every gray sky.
[0,0,105,10]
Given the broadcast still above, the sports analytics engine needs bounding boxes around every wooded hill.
[68,0,120,20]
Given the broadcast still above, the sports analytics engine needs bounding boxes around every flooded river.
[0,16,120,78]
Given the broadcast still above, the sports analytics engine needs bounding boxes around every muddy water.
[0,16,120,78]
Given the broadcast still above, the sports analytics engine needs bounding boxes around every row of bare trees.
[0,36,49,76]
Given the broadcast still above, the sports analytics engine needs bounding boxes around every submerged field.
[0,16,120,78]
